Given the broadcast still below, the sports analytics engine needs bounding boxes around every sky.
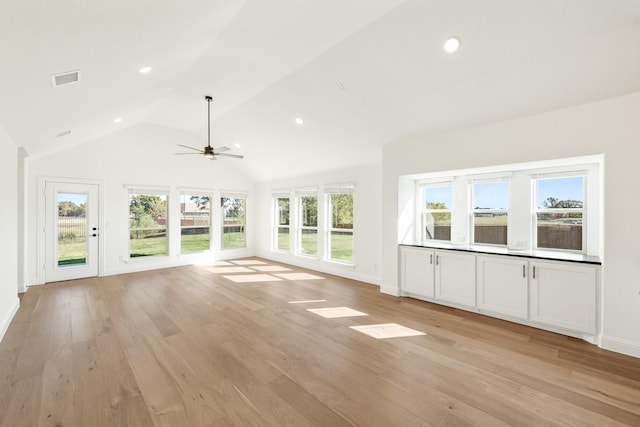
[536,176,584,208]
[424,176,584,210]
[57,192,86,205]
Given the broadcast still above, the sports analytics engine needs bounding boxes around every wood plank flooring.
[1,257,639,426]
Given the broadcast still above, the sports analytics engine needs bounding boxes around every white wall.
[0,124,20,342]
[255,164,382,285]
[26,123,255,284]
[382,92,640,357]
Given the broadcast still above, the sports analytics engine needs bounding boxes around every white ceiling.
[1,0,639,181]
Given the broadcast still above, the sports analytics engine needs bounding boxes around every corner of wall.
[0,296,20,344]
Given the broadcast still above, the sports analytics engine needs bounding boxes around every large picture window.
[273,194,290,252]
[129,191,168,257]
[180,192,211,253]
[421,184,452,241]
[326,186,354,263]
[534,175,585,251]
[472,181,509,246]
[221,194,246,249]
[296,190,318,257]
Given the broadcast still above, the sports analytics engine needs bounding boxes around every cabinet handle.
[523,265,526,278]
[436,255,439,266]
[430,254,433,264]
[533,266,536,279]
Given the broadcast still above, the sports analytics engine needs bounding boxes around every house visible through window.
[221,194,246,249]
[535,175,585,251]
[180,192,211,253]
[128,191,168,257]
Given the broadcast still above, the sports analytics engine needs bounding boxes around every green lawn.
[57,240,87,266]
[279,231,352,262]
[181,233,210,253]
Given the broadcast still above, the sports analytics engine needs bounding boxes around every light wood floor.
[1,258,639,426]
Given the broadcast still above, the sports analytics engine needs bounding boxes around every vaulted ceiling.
[1,0,639,181]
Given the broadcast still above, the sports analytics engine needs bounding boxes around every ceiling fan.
[175,95,244,160]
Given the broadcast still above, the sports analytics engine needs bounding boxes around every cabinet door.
[477,256,528,319]
[530,261,597,334]
[435,251,476,307]
[400,247,435,297]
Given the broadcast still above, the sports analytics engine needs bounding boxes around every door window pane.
[57,193,87,266]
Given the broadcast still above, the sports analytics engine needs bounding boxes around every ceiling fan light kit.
[175,95,244,160]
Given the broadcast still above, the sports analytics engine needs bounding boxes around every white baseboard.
[380,285,401,296]
[257,251,380,286]
[0,296,20,344]
[600,335,640,358]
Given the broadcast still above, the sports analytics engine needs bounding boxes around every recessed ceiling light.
[234,143,241,148]
[139,66,152,74]
[114,118,122,124]
[443,37,461,53]
[295,117,304,125]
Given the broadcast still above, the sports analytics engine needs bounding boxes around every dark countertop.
[399,242,602,265]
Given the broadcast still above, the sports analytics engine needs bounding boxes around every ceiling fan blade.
[215,152,244,159]
[175,152,203,155]
[214,146,230,153]
[177,144,203,152]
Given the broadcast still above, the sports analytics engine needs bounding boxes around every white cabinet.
[398,246,599,338]
[434,251,476,307]
[530,260,597,334]
[477,255,528,319]
[400,247,435,297]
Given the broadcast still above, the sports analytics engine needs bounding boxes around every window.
[472,181,509,246]
[180,192,211,253]
[296,190,318,257]
[534,175,585,251]
[129,191,168,257]
[273,193,290,252]
[408,156,600,256]
[221,194,246,249]
[326,186,354,263]
[421,184,452,241]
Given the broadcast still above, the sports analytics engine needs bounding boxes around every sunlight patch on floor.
[275,273,324,280]
[350,323,426,339]
[251,265,293,272]
[230,260,269,265]
[307,307,368,318]
[208,266,255,273]
[223,274,283,283]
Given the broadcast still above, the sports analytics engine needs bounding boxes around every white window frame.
[272,190,291,253]
[294,187,319,258]
[408,155,601,257]
[470,178,510,247]
[325,184,354,265]
[532,172,587,253]
[179,190,213,254]
[220,191,247,250]
[418,181,453,242]
[127,187,170,258]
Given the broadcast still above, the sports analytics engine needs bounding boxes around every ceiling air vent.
[51,70,81,87]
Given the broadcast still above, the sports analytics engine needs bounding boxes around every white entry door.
[45,181,100,282]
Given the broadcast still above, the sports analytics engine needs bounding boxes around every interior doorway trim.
[37,176,105,285]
